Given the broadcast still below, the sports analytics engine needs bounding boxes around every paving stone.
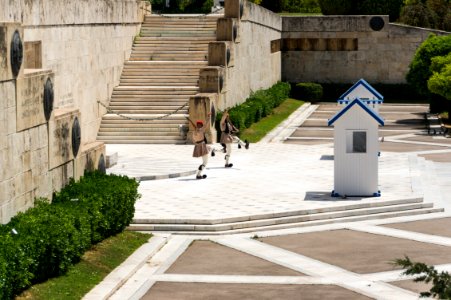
[165,241,304,276]
[142,282,373,300]
[260,229,451,274]
[389,279,432,295]
[383,218,451,238]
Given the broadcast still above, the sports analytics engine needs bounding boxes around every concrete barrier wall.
[0,0,144,223]
[281,16,449,84]
[219,1,282,109]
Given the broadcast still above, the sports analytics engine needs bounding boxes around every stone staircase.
[97,14,220,144]
[128,197,444,235]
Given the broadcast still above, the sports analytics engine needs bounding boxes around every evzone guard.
[214,110,249,168]
[186,113,212,179]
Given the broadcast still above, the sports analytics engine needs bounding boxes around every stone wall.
[281,16,449,84]
[0,0,145,224]
[204,0,282,110]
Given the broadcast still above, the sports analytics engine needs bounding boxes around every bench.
[439,117,451,137]
[425,113,442,135]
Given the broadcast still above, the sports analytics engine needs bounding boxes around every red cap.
[196,120,203,125]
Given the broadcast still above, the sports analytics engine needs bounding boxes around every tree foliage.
[428,53,451,99]
[318,0,403,21]
[406,34,451,96]
[395,256,451,299]
[249,0,321,13]
[399,0,451,30]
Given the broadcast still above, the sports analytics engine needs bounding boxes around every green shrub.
[0,172,140,300]
[292,82,323,102]
[407,34,451,96]
[0,233,33,300]
[428,52,451,100]
[53,172,139,243]
[219,82,291,133]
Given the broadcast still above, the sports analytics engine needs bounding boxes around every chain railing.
[98,100,189,121]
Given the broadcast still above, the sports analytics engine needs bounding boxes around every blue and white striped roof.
[328,98,385,126]
[338,79,384,101]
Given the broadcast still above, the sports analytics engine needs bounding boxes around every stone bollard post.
[187,94,218,144]
[224,0,242,19]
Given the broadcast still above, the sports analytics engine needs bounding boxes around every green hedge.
[292,82,323,102]
[216,82,291,133]
[0,172,140,300]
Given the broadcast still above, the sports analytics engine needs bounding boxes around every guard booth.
[338,79,384,113]
[328,98,384,197]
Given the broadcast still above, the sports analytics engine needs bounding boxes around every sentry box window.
[346,130,367,153]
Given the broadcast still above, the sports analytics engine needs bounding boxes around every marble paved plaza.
[85,103,451,300]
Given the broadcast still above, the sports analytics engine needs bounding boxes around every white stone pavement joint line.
[345,223,451,247]
[137,170,197,181]
[212,236,419,300]
[360,211,451,227]
[149,274,334,285]
[109,235,193,300]
[83,235,166,300]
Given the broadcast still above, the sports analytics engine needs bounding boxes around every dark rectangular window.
[353,131,367,153]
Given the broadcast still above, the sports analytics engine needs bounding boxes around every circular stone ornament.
[98,154,106,174]
[43,78,54,121]
[369,17,385,31]
[72,117,81,157]
[10,30,23,77]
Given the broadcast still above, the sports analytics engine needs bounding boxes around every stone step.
[109,104,188,110]
[101,114,187,123]
[105,108,189,114]
[121,71,201,77]
[133,198,425,225]
[132,45,209,50]
[140,32,216,37]
[99,126,181,132]
[130,52,207,57]
[141,26,216,31]
[116,81,198,86]
[130,49,208,53]
[135,36,215,41]
[113,86,198,91]
[110,94,189,100]
[98,130,183,137]
[111,92,196,97]
[123,60,207,66]
[129,207,444,235]
[98,138,187,144]
[109,103,188,108]
[130,54,207,61]
[119,75,199,79]
[97,14,217,145]
[129,200,443,234]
